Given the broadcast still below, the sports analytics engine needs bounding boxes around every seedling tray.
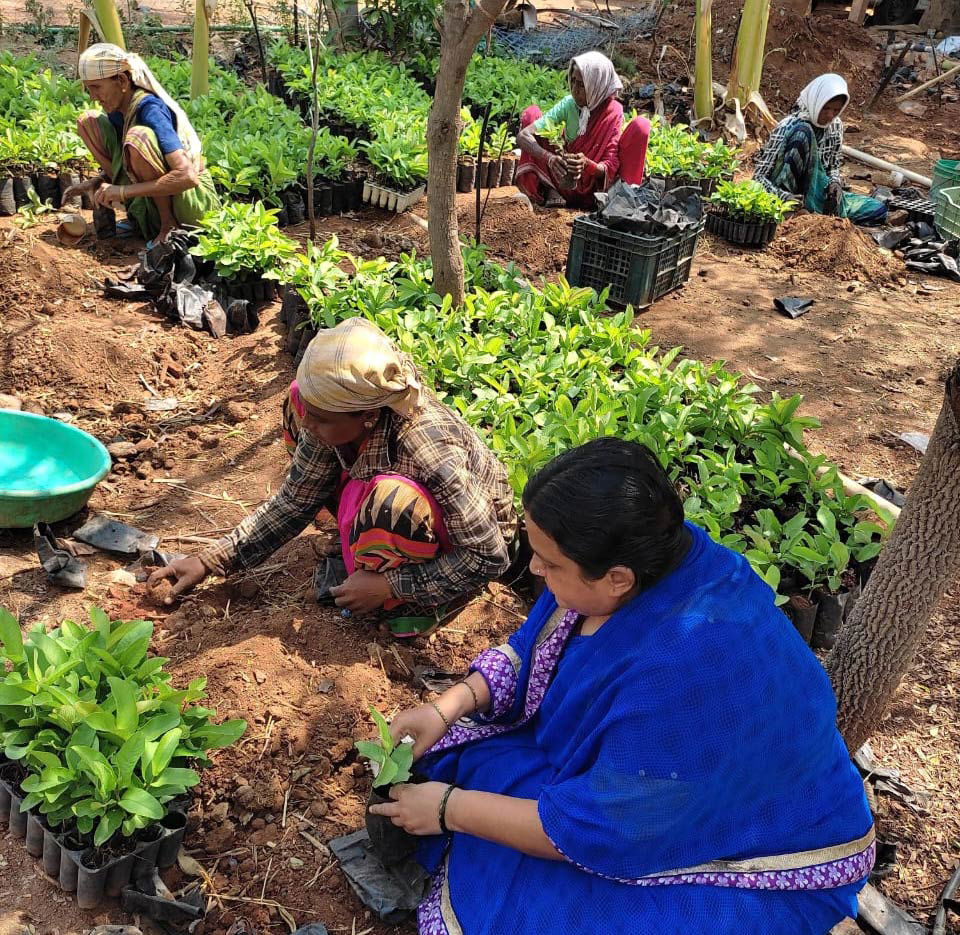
[362,180,426,214]
[0,769,187,910]
[566,215,704,309]
[705,210,779,248]
[888,192,936,223]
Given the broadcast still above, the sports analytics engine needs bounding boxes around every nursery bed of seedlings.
[268,42,567,203]
[0,606,245,910]
[275,234,888,627]
[2,200,960,928]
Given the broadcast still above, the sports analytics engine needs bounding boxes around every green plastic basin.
[0,410,111,528]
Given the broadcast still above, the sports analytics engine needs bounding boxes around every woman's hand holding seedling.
[368,780,451,835]
[563,151,586,182]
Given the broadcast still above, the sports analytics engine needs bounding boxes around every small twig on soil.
[150,479,251,510]
[477,596,526,619]
[259,716,275,760]
[299,829,329,853]
[388,644,410,675]
[212,892,311,914]
[281,787,291,828]
[138,373,161,397]
[260,855,274,902]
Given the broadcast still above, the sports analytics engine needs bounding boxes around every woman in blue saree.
[371,439,874,934]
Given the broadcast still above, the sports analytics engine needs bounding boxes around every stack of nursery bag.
[102,229,260,338]
[593,179,702,237]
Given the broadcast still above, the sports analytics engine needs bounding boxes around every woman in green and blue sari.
[754,73,886,225]
[66,43,218,243]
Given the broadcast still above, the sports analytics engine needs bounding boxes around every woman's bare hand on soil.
[147,555,209,604]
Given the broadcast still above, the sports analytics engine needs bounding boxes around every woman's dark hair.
[522,438,687,588]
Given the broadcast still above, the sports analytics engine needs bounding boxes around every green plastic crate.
[566,216,704,309]
[934,186,960,242]
[931,158,960,201]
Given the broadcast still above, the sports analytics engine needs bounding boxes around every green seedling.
[0,606,246,848]
[355,707,414,789]
[709,179,795,223]
[536,116,567,150]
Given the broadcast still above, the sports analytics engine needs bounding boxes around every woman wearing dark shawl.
[516,52,649,208]
[754,73,886,225]
[371,438,874,934]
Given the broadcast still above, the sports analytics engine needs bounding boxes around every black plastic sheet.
[774,296,815,319]
[34,522,87,588]
[101,229,259,337]
[329,829,429,925]
[593,179,702,236]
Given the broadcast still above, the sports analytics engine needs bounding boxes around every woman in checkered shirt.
[753,73,886,225]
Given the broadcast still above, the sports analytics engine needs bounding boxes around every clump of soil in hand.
[148,577,175,607]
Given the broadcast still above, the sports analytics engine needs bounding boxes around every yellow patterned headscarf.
[78,43,203,167]
[296,318,425,418]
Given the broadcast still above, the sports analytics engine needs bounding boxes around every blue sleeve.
[136,96,184,155]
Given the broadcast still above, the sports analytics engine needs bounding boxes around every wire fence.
[486,7,660,66]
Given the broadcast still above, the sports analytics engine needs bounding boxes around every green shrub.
[0,607,245,847]
[192,202,299,281]
[709,179,796,223]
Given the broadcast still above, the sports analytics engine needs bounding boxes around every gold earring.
[364,420,374,429]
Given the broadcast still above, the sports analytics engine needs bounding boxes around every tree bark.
[827,359,960,753]
[428,0,507,305]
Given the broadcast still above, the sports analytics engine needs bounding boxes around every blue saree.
[415,522,873,934]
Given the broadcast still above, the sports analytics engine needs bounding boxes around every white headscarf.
[795,73,850,128]
[569,51,623,136]
[78,43,203,167]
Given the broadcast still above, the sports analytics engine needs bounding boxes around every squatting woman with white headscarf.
[516,51,650,208]
[754,73,886,225]
[65,43,219,242]
[149,318,519,638]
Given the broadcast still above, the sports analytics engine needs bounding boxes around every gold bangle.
[457,679,479,712]
[120,185,126,201]
[429,701,451,731]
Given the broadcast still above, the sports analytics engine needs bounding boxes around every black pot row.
[456,157,517,194]
[0,168,87,216]
[786,581,861,650]
[223,275,280,304]
[0,772,186,910]
[281,285,317,364]
[705,210,780,248]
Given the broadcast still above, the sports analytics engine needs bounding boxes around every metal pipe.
[841,144,933,188]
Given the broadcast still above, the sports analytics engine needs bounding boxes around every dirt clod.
[147,578,174,607]
[107,441,139,459]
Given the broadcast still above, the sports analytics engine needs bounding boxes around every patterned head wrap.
[78,43,203,166]
[795,73,850,129]
[569,51,623,136]
[296,317,425,418]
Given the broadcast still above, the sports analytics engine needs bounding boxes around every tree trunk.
[428,0,507,305]
[826,359,960,753]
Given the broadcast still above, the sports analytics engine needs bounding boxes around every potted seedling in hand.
[356,706,418,865]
